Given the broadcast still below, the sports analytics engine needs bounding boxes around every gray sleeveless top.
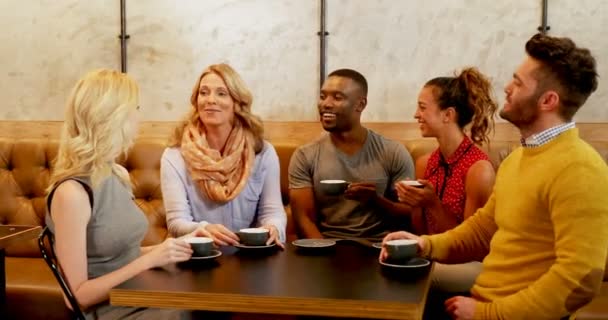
[45,174,148,280]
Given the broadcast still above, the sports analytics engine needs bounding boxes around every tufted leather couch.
[0,138,171,319]
[0,135,607,319]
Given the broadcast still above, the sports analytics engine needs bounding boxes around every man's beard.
[321,118,353,133]
[322,122,337,132]
[499,94,540,129]
[322,120,345,132]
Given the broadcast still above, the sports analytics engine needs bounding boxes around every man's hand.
[344,182,378,204]
[379,231,426,261]
[445,296,477,320]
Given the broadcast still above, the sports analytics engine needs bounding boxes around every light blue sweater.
[161,141,286,241]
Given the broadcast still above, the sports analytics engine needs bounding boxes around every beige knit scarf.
[180,121,254,203]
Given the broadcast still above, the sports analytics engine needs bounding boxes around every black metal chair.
[38,226,86,320]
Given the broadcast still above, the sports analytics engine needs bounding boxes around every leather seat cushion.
[5,257,72,319]
[6,257,62,295]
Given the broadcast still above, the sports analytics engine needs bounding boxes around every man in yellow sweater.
[381,34,608,319]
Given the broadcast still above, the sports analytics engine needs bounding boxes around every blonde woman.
[161,63,286,247]
[45,70,206,319]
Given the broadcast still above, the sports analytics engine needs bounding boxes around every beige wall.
[1,0,606,122]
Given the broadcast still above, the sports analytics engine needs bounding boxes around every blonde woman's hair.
[169,63,264,153]
[48,69,140,191]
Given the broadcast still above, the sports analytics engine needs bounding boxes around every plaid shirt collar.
[520,122,576,148]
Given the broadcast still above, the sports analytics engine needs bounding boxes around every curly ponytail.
[425,67,497,145]
[457,68,498,145]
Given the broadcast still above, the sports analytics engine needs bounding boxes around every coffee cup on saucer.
[185,237,214,257]
[385,239,418,263]
[237,228,270,246]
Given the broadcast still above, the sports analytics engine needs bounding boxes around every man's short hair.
[525,33,598,121]
[327,69,368,97]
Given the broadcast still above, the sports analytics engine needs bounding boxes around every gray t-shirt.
[288,129,414,241]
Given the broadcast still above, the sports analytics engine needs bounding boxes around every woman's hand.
[379,231,426,262]
[395,180,437,207]
[261,224,285,249]
[193,224,240,246]
[143,238,192,269]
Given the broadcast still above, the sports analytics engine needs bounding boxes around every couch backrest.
[0,138,169,257]
[120,140,169,246]
[275,142,299,206]
[2,136,608,258]
[0,139,56,257]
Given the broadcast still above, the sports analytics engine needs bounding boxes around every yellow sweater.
[422,129,608,319]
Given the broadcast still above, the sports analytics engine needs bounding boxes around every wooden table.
[111,242,433,319]
[0,225,41,303]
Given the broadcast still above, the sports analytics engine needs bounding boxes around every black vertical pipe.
[318,0,328,89]
[119,0,128,72]
[538,0,550,34]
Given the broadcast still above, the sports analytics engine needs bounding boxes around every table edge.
[110,289,423,320]
[417,262,435,319]
[0,225,41,249]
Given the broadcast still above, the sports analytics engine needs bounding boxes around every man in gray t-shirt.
[288,69,415,242]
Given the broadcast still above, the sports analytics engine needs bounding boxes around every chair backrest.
[38,226,86,320]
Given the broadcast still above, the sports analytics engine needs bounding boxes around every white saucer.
[292,239,336,248]
[190,249,222,260]
[372,242,383,249]
[379,257,430,268]
[234,243,276,250]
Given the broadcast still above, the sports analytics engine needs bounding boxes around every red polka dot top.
[423,136,489,235]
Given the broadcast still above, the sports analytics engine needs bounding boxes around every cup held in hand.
[386,239,418,263]
[399,180,424,188]
[320,179,349,195]
[237,228,270,246]
[185,237,214,257]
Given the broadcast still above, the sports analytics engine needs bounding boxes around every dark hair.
[525,33,598,121]
[328,69,368,97]
[425,67,498,145]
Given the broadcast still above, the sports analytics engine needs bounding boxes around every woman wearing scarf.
[161,63,286,247]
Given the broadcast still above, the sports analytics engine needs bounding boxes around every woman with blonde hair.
[46,69,205,319]
[384,68,497,305]
[162,63,286,247]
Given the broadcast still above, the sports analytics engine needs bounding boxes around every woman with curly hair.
[394,67,498,294]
